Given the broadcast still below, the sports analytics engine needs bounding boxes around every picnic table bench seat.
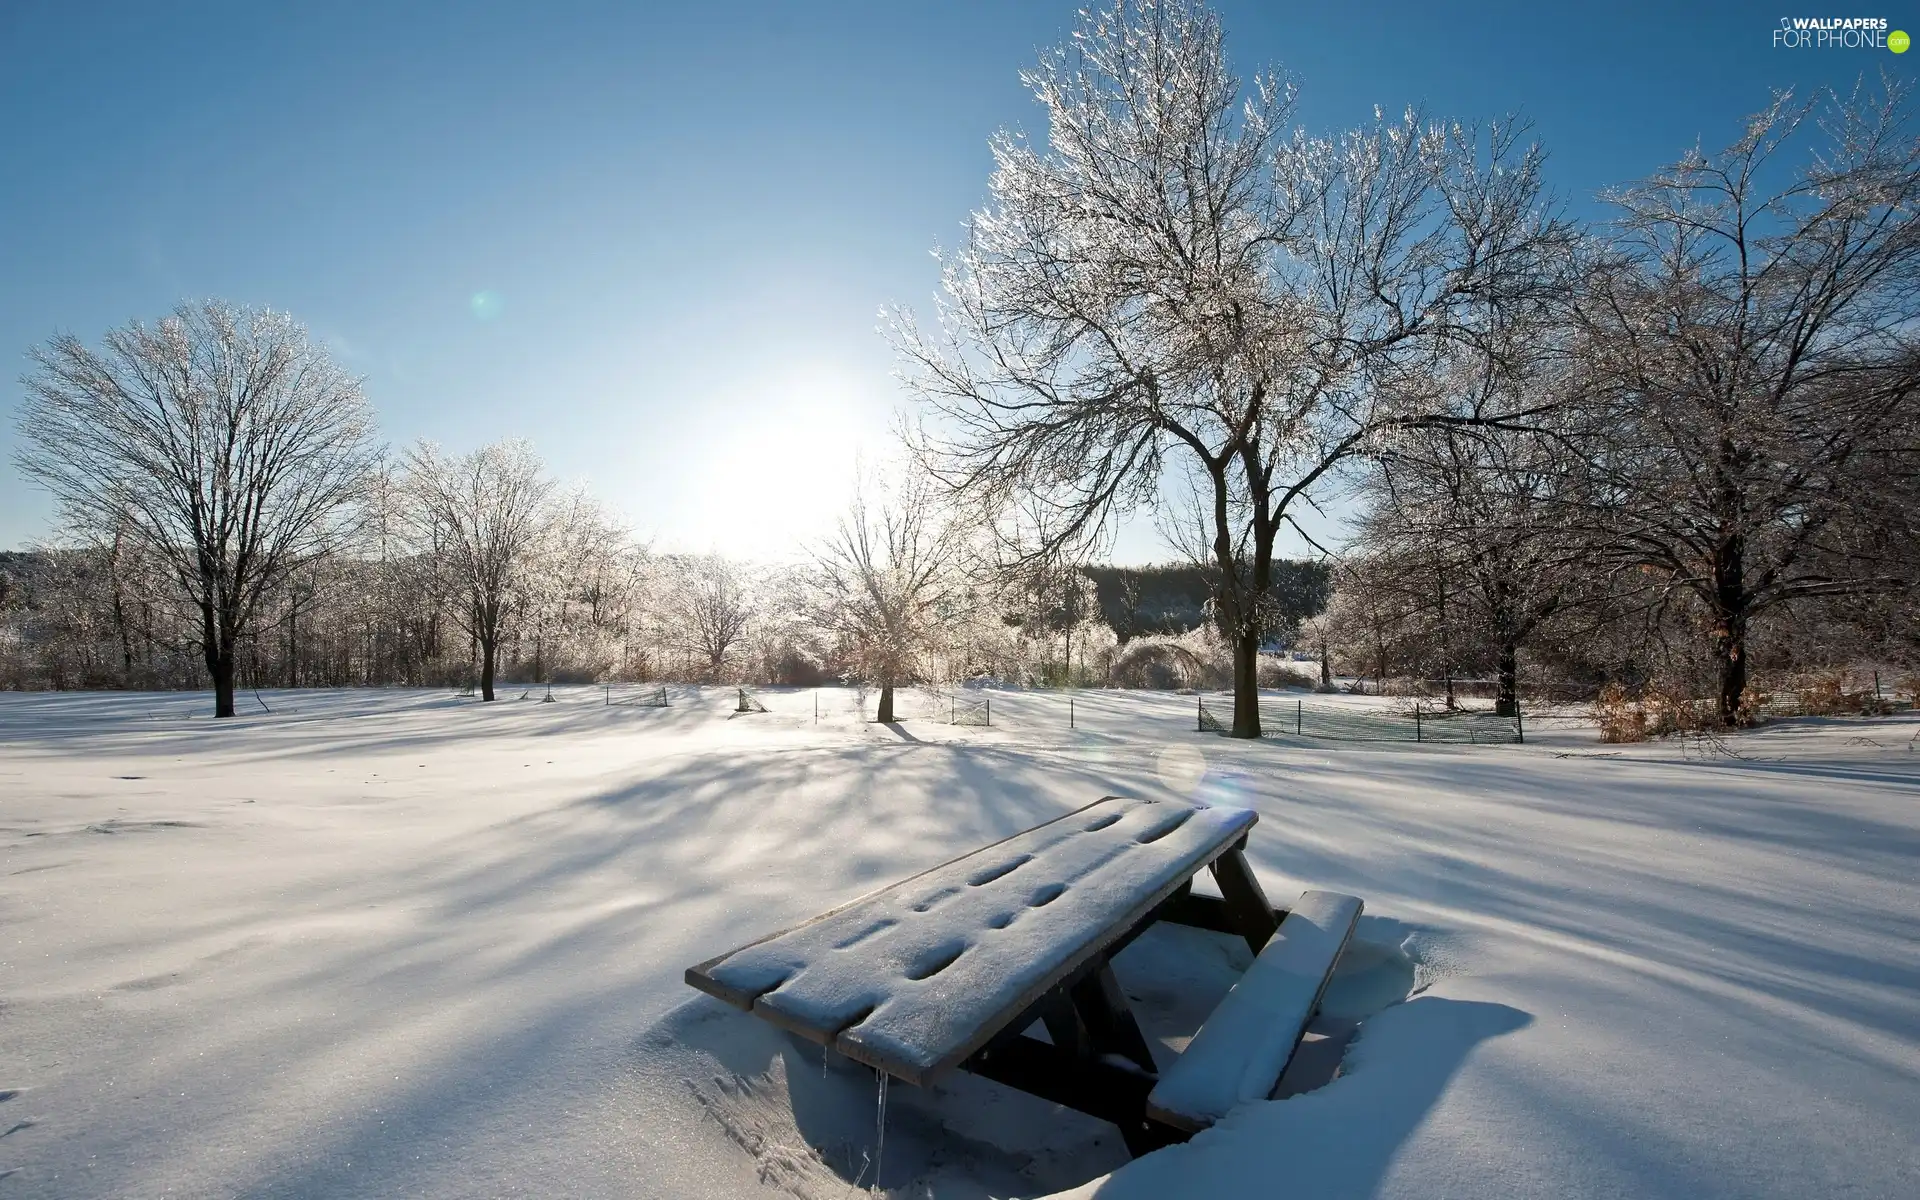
[688,795,1258,1085]
[686,794,1363,1157]
[1145,889,1363,1133]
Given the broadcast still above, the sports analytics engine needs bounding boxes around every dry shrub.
[1645,688,1721,734]
[1594,683,1648,743]
[1594,682,1721,742]
[1748,669,1914,717]
[1795,670,1851,715]
[1258,659,1318,690]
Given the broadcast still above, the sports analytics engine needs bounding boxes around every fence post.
[1197,693,1203,732]
[1070,694,1075,729]
[1297,699,1303,736]
[986,696,990,727]
[1516,706,1524,745]
[1414,708,1423,743]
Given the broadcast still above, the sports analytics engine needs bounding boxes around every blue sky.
[2,1,1911,559]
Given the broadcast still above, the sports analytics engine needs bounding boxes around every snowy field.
[1,685,1916,1198]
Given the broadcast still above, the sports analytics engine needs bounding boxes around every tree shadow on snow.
[1085,997,1532,1200]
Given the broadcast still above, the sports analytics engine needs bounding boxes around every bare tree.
[405,439,554,701]
[1318,558,1430,692]
[665,554,755,681]
[1574,82,1920,723]
[1296,610,1335,689]
[893,0,1570,736]
[15,301,376,717]
[1354,344,1590,714]
[520,486,635,684]
[809,473,966,722]
[992,555,1101,687]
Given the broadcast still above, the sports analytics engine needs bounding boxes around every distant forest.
[1083,561,1331,645]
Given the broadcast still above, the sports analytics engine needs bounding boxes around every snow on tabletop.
[1146,889,1363,1132]
[691,795,1258,1082]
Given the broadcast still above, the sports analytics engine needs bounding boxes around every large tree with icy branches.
[892,0,1573,736]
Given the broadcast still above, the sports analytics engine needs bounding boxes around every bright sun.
[691,362,875,557]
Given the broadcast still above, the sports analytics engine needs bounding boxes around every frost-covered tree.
[993,558,1105,687]
[520,486,638,684]
[894,0,1571,736]
[405,439,554,701]
[1355,342,1590,714]
[1574,82,1920,724]
[1318,559,1431,691]
[664,554,755,681]
[15,301,376,717]
[809,473,966,722]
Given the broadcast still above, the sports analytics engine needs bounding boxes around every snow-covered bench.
[685,795,1355,1157]
[1145,889,1363,1133]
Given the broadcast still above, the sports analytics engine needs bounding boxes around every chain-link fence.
[605,684,670,707]
[950,695,992,726]
[1198,694,1524,744]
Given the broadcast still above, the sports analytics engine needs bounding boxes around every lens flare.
[1197,768,1246,808]
[1154,743,1207,794]
[469,290,504,320]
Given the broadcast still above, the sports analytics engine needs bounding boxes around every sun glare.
[690,362,873,556]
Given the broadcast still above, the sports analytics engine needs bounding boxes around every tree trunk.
[1710,610,1749,727]
[207,643,237,718]
[113,585,133,680]
[1709,533,1749,727]
[877,682,896,723]
[480,635,498,701]
[1318,639,1331,688]
[1230,630,1262,738]
[199,601,237,718]
[1495,640,1519,717]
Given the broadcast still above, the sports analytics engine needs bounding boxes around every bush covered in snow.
[1108,628,1231,690]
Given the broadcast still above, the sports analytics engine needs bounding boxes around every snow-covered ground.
[1,686,1915,1198]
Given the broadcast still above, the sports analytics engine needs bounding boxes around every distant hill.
[1082,560,1330,643]
[0,550,53,610]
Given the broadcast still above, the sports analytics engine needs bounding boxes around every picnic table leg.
[1208,843,1281,954]
[1038,992,1092,1059]
[963,1035,1180,1157]
[1069,962,1160,1075]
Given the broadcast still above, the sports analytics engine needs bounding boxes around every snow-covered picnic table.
[687,795,1362,1155]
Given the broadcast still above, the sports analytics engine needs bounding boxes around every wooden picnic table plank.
[685,795,1257,1085]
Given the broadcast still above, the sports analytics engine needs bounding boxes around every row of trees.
[5,360,793,709]
[3,302,978,711]
[888,0,1920,732]
[4,345,1244,710]
[1298,82,1920,721]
